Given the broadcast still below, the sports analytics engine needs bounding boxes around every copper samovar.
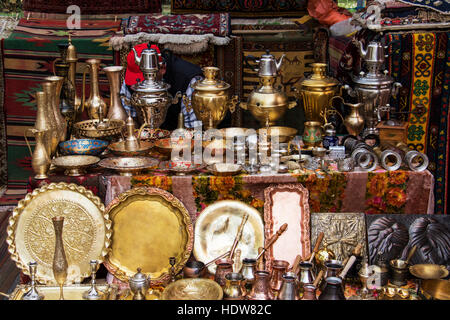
[240,51,296,127]
[183,66,238,130]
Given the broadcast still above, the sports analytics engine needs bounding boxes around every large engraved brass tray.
[104,187,193,285]
[194,200,264,274]
[162,278,223,300]
[9,283,116,300]
[7,183,112,284]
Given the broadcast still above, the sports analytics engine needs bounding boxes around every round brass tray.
[194,200,264,274]
[162,278,223,300]
[98,157,159,176]
[52,155,100,176]
[104,187,193,285]
[6,183,112,285]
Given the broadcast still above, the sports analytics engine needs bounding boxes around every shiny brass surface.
[184,66,238,129]
[104,187,193,286]
[257,127,297,143]
[73,119,125,141]
[33,91,54,158]
[52,217,68,300]
[194,200,265,275]
[82,59,108,119]
[44,76,67,142]
[104,66,128,122]
[343,102,365,137]
[6,183,111,285]
[52,155,100,176]
[98,157,159,176]
[9,284,113,300]
[315,244,336,270]
[240,76,296,127]
[42,82,61,156]
[66,34,81,118]
[302,121,323,148]
[108,140,153,157]
[24,129,51,180]
[162,278,223,300]
[223,272,246,300]
[297,63,340,124]
[410,264,449,280]
[421,279,450,300]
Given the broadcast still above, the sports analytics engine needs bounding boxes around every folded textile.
[125,13,230,37]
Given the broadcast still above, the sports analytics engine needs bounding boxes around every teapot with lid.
[245,50,285,77]
[129,268,150,300]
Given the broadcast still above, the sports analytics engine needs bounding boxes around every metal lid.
[192,67,230,91]
[301,63,339,88]
[130,268,148,283]
[352,71,394,86]
[132,78,171,93]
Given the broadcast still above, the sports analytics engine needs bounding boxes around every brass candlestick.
[22,262,44,300]
[82,260,102,300]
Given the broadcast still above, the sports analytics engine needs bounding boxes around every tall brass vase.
[24,128,50,179]
[45,76,67,142]
[82,59,107,120]
[104,66,128,122]
[52,216,68,300]
[42,82,60,157]
[34,91,53,158]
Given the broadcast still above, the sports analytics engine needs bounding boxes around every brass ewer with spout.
[24,128,51,180]
[296,63,341,124]
[122,48,181,129]
[241,51,296,127]
[104,66,128,122]
[183,66,238,129]
[82,59,108,120]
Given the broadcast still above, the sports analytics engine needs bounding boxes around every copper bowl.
[107,141,153,157]
[183,261,206,279]
[410,264,449,280]
[421,279,450,300]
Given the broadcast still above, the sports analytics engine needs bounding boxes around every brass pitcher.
[223,272,247,300]
[52,216,68,300]
[296,63,340,124]
[45,75,67,142]
[42,82,60,157]
[104,66,128,122]
[24,128,51,179]
[183,66,238,129]
[82,59,107,120]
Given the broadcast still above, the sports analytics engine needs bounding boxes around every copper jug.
[24,128,50,179]
[277,272,299,300]
[215,258,233,287]
[302,284,318,300]
[82,59,107,120]
[45,75,67,142]
[247,271,275,300]
[270,260,289,292]
[223,272,246,300]
[104,66,128,122]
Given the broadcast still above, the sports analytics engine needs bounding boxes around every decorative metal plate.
[162,278,223,300]
[311,212,368,262]
[104,187,193,285]
[7,183,111,285]
[194,200,264,274]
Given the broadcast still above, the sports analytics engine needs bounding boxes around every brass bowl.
[73,119,125,141]
[162,278,223,300]
[98,157,159,176]
[421,279,450,300]
[52,155,100,176]
[410,264,449,280]
[257,126,298,143]
[207,163,242,176]
[107,141,153,157]
[153,138,194,156]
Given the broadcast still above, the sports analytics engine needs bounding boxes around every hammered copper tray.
[162,278,223,300]
[194,200,264,274]
[104,187,193,285]
[7,183,112,285]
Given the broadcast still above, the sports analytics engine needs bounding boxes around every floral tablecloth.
[100,169,434,223]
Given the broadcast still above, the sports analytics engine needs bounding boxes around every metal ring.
[380,150,402,171]
[405,151,429,172]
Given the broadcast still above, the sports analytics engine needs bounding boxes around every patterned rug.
[0,41,6,188]
[0,18,120,205]
[171,0,308,17]
[124,13,230,37]
[22,0,162,14]
[397,0,450,14]
[386,31,450,215]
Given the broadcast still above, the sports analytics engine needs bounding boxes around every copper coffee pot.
[247,271,275,300]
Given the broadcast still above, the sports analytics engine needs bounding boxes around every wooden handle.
[308,232,324,262]
[313,270,324,288]
[353,243,363,256]
[229,213,249,260]
[265,223,288,249]
[339,255,356,279]
[257,247,265,271]
[290,254,302,274]
[204,251,231,268]
[405,245,417,265]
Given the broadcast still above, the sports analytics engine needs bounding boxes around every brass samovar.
[183,66,238,129]
[122,48,181,129]
[295,63,341,125]
[240,51,296,127]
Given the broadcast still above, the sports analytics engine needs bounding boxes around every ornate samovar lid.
[192,67,230,91]
[301,63,340,88]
